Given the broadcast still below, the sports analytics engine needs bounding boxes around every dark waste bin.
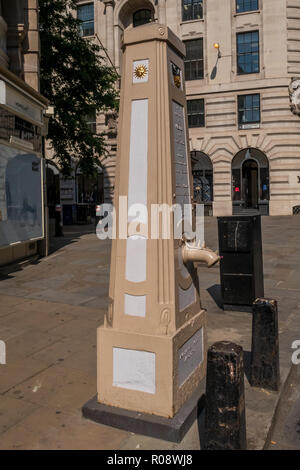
[217,215,264,311]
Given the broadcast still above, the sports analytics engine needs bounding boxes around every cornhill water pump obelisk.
[83,23,219,441]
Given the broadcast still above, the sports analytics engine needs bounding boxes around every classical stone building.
[75,0,300,216]
[0,1,48,266]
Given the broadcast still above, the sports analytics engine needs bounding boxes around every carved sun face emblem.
[134,64,148,79]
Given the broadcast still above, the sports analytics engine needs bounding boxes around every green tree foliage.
[39,0,119,175]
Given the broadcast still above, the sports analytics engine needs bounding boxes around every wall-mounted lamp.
[214,43,221,59]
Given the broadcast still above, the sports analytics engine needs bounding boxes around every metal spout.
[181,240,220,268]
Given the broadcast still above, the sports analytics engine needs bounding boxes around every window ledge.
[234,10,260,17]
[185,78,205,83]
[180,19,204,26]
[238,123,260,130]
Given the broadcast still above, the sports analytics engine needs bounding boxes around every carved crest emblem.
[289,78,300,116]
[171,62,182,89]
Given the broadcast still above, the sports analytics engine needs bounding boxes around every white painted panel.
[128,99,148,210]
[113,347,156,394]
[179,283,196,312]
[125,235,147,283]
[124,293,146,317]
[178,328,203,387]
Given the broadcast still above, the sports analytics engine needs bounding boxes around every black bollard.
[250,298,280,391]
[204,341,247,450]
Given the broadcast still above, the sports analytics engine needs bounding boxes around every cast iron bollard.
[250,298,280,391]
[204,341,247,450]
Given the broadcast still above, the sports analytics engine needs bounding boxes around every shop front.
[0,74,47,265]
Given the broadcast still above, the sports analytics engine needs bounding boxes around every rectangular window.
[15,117,34,140]
[236,0,258,13]
[238,94,260,127]
[182,0,203,22]
[237,31,259,74]
[77,3,94,37]
[184,38,204,81]
[85,111,96,134]
[187,99,205,128]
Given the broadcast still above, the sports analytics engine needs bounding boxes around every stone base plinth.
[97,310,207,418]
[82,380,205,443]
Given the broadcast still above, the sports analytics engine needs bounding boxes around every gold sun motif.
[134,64,148,79]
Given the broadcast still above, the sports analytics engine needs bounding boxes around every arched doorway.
[75,164,104,224]
[191,151,213,216]
[232,148,269,215]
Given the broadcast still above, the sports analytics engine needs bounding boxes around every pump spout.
[181,240,220,268]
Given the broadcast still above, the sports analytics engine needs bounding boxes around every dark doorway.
[242,159,258,209]
[232,148,269,215]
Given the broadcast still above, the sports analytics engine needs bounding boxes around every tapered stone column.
[103,0,114,64]
[83,23,219,441]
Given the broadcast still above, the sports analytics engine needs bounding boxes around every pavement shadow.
[0,256,40,281]
[207,284,224,310]
[243,350,252,383]
[49,224,96,254]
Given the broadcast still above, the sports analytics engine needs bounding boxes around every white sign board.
[0,144,43,247]
[0,80,43,125]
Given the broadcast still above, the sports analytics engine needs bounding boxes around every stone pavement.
[0,217,299,450]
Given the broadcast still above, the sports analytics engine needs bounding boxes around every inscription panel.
[172,100,190,210]
[178,328,203,387]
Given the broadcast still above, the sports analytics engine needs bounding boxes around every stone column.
[0,9,8,68]
[103,0,115,64]
[23,0,40,91]
[157,0,166,24]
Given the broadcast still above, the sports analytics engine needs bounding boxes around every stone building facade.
[0,1,48,266]
[76,0,300,216]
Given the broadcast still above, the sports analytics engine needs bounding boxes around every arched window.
[133,9,152,27]
[191,151,213,204]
